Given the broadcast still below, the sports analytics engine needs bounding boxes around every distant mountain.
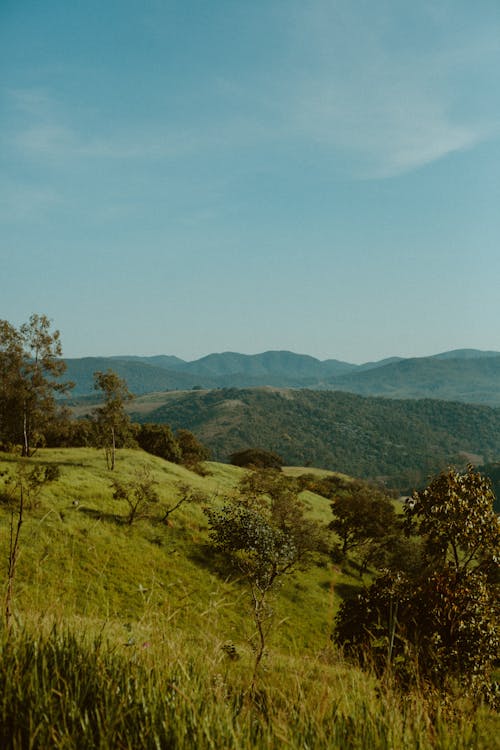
[62,357,215,397]
[178,350,356,380]
[324,355,500,406]
[110,355,187,370]
[62,348,500,405]
[130,388,500,490]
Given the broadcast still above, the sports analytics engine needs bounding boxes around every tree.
[111,467,159,525]
[93,370,134,470]
[334,467,500,702]
[329,479,397,559]
[229,448,284,470]
[205,471,326,688]
[176,429,210,468]
[136,423,181,463]
[0,315,72,455]
[404,464,500,576]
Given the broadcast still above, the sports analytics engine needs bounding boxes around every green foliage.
[328,478,398,558]
[1,627,496,750]
[229,447,284,469]
[176,428,210,468]
[205,470,327,685]
[404,465,500,574]
[138,387,500,490]
[93,370,135,469]
[335,467,500,702]
[0,315,72,456]
[136,422,182,463]
[111,466,160,525]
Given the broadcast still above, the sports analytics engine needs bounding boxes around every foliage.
[111,466,159,525]
[93,370,135,469]
[138,387,500,490]
[176,428,210,468]
[404,465,500,574]
[205,470,327,685]
[0,315,72,456]
[335,467,500,702]
[136,422,182,463]
[328,478,398,559]
[229,447,284,469]
[1,628,496,750]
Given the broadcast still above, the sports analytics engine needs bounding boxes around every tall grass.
[0,626,496,749]
[0,449,497,748]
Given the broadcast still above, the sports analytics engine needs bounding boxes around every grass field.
[0,448,497,748]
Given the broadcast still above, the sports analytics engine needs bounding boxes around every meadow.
[0,448,498,748]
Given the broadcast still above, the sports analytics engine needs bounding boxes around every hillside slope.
[326,355,500,405]
[130,388,500,489]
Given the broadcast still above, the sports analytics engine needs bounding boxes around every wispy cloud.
[281,1,499,177]
[3,1,499,181]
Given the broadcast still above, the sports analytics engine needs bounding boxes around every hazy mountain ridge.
[63,348,500,404]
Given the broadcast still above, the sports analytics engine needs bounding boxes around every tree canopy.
[0,314,72,455]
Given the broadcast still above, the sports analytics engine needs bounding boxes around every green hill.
[326,354,500,405]
[1,448,497,747]
[129,388,500,490]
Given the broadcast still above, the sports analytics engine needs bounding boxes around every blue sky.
[2,1,500,362]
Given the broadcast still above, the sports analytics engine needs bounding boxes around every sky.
[1,0,500,363]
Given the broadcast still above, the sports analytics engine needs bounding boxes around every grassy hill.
[0,448,497,747]
[128,388,500,490]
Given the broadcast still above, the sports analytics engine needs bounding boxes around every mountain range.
[63,348,500,406]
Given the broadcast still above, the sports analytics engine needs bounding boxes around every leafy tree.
[0,315,71,455]
[111,467,159,525]
[329,479,397,560]
[137,423,181,463]
[404,464,500,575]
[93,370,134,470]
[176,429,210,468]
[229,448,284,470]
[205,471,326,687]
[334,466,500,702]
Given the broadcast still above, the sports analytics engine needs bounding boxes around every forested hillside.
[130,388,500,489]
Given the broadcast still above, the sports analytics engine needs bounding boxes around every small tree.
[3,460,60,628]
[93,370,134,470]
[205,471,326,688]
[111,467,159,525]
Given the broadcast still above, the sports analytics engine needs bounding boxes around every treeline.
[0,315,209,471]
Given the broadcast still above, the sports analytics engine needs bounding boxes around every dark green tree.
[335,466,500,702]
[0,315,71,455]
[176,429,210,468]
[93,370,134,470]
[229,448,284,470]
[329,480,397,559]
[137,423,181,463]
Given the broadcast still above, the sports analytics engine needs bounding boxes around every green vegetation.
[1,318,499,746]
[0,314,71,456]
[130,387,500,491]
[0,448,498,747]
[335,467,500,704]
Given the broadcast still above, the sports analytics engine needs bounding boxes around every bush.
[229,448,284,470]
